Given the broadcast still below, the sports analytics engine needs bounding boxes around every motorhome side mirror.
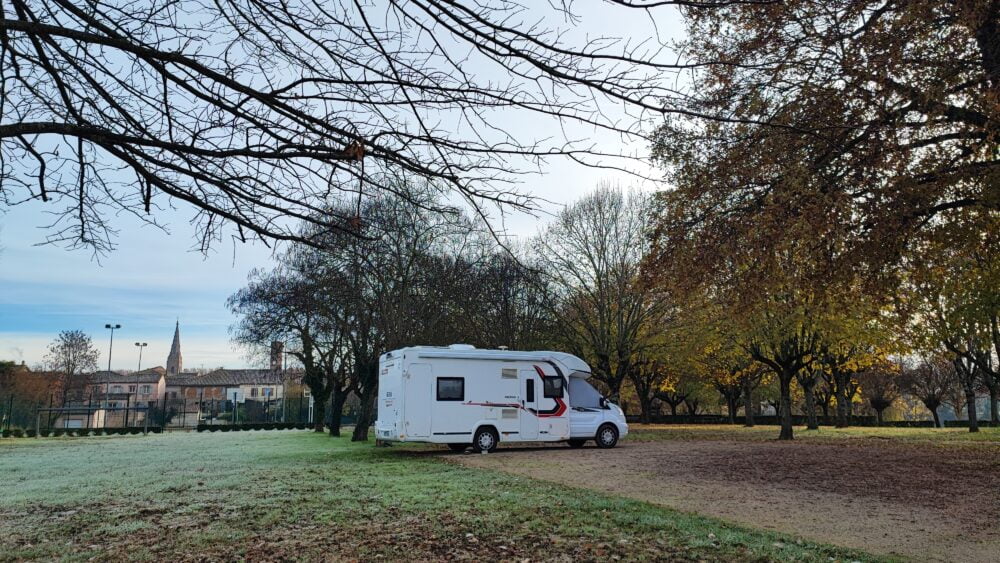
[600,397,609,409]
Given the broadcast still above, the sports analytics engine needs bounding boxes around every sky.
[0,3,682,371]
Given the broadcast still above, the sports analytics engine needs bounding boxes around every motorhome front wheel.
[596,424,619,449]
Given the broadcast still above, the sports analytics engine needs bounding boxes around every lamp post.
[104,324,120,409]
[104,324,121,372]
[134,342,148,426]
[134,342,148,372]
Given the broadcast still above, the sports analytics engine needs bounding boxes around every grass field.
[0,430,877,562]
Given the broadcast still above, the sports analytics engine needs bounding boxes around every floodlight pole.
[104,324,121,415]
[104,323,121,373]
[135,342,147,372]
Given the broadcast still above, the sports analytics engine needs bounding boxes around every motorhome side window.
[543,376,563,398]
[436,377,464,401]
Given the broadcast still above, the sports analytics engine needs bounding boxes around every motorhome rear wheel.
[473,427,499,453]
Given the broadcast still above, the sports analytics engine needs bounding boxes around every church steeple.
[166,320,183,375]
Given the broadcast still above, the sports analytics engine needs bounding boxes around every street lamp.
[104,324,121,408]
[104,324,121,373]
[134,342,148,372]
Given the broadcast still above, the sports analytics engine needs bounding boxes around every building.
[48,321,309,428]
[167,368,284,402]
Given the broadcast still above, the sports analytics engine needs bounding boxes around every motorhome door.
[404,363,432,437]
[519,369,539,439]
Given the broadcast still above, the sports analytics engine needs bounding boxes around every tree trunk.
[965,388,980,433]
[638,393,653,424]
[990,388,999,424]
[778,373,793,441]
[931,407,941,428]
[312,392,327,433]
[834,372,849,428]
[351,392,376,441]
[669,402,678,417]
[742,377,755,427]
[801,379,818,430]
[875,407,884,426]
[328,386,348,437]
[726,393,738,425]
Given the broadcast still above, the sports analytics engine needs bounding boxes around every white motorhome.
[374,345,628,452]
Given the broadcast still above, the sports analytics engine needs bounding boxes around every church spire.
[167,319,182,375]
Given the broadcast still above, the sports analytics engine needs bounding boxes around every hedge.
[196,422,303,432]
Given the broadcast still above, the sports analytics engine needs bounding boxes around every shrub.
[39,430,50,437]
[13,428,24,438]
[220,426,231,432]
[1,430,10,438]
[129,428,142,435]
[52,429,65,437]
[25,429,36,438]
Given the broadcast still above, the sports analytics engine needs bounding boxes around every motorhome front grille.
[501,368,517,379]
[501,409,518,419]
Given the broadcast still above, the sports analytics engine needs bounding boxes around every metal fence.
[1,392,318,435]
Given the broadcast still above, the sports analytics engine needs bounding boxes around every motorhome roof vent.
[448,344,476,350]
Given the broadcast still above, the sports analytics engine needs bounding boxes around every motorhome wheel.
[596,424,619,448]
[473,427,499,453]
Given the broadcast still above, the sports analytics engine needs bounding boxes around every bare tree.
[858,362,900,426]
[901,356,957,428]
[228,263,348,433]
[43,329,99,399]
[458,249,555,351]
[536,185,659,401]
[0,0,749,255]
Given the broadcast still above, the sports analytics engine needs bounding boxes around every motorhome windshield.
[568,377,603,409]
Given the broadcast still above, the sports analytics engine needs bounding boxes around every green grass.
[629,423,1000,445]
[0,431,879,561]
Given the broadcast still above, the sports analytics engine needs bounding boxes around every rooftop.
[90,370,164,384]
[166,368,282,387]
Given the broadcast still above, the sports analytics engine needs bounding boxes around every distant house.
[45,321,311,428]
[89,368,168,405]
[166,368,284,403]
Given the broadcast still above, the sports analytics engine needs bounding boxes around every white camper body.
[374,345,628,452]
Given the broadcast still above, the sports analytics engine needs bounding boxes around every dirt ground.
[449,433,1000,562]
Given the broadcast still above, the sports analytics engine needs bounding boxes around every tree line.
[232,174,999,443]
[642,1,1000,439]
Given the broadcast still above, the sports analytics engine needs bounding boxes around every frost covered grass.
[0,431,879,561]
